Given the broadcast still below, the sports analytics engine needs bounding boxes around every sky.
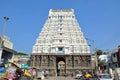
[0,0,120,54]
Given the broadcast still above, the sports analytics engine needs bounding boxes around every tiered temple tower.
[31,9,92,76]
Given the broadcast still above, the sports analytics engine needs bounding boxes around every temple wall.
[31,53,92,76]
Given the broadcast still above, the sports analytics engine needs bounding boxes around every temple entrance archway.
[56,57,65,76]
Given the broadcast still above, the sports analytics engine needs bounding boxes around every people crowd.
[5,68,37,80]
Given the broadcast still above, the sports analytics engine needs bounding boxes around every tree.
[98,61,105,66]
[98,61,106,70]
[15,52,28,55]
[96,50,102,56]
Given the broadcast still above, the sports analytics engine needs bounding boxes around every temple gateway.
[31,9,92,76]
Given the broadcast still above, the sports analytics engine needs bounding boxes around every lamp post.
[0,16,9,63]
[86,38,98,73]
[0,16,9,46]
[2,16,9,37]
[86,38,94,54]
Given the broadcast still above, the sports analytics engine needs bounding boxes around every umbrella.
[85,73,92,78]
[13,58,19,62]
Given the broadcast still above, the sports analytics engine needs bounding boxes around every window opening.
[58,47,63,51]
[60,28,62,31]
[59,40,62,43]
[60,33,62,35]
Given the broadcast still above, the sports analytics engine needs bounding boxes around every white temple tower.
[32,9,90,54]
[31,9,92,76]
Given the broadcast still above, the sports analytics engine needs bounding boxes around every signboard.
[6,67,16,79]
[0,48,2,63]
[0,66,5,78]
[21,64,29,69]
[0,66,5,73]
[8,68,16,74]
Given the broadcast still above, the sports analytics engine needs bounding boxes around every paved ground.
[33,76,77,80]
[41,76,98,80]
[42,76,76,80]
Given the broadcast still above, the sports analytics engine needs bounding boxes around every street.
[39,76,98,80]
[42,76,77,80]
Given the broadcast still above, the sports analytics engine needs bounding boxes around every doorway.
[56,57,65,76]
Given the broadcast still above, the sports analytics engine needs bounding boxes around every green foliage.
[96,50,102,56]
[15,52,28,55]
[98,61,105,66]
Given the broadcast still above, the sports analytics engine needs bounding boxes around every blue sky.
[0,0,120,54]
